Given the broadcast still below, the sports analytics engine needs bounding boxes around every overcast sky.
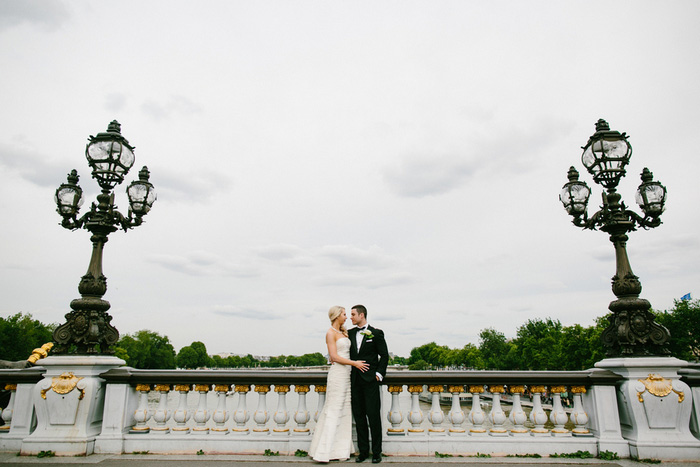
[1,0,699,358]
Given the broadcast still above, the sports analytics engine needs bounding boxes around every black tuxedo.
[348,325,389,458]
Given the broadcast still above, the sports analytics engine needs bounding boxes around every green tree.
[479,328,516,370]
[450,343,484,369]
[190,341,213,368]
[115,330,176,369]
[408,359,429,370]
[0,313,55,361]
[656,299,700,361]
[512,318,564,370]
[389,355,407,365]
[176,346,200,369]
[560,322,605,370]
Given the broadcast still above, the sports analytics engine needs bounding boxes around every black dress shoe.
[372,456,382,463]
[355,454,369,463]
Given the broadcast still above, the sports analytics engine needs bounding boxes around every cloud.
[315,271,414,289]
[384,118,576,198]
[254,244,314,267]
[211,305,280,320]
[152,168,232,204]
[383,153,480,198]
[0,142,76,188]
[147,251,259,278]
[320,244,399,269]
[104,93,128,113]
[0,0,70,33]
[142,95,203,121]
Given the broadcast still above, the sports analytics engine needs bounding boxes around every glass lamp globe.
[127,166,157,216]
[560,166,590,216]
[581,119,632,190]
[85,120,135,190]
[55,169,84,217]
[636,168,666,217]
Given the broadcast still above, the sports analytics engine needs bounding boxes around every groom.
[349,305,389,464]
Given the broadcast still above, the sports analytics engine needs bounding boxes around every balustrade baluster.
[293,385,310,435]
[192,384,212,434]
[447,385,466,435]
[528,385,549,435]
[232,385,251,435]
[386,385,405,435]
[253,384,270,434]
[407,385,424,434]
[151,384,171,432]
[468,385,487,436]
[550,385,570,436]
[273,385,290,436]
[130,384,152,434]
[211,384,231,434]
[427,385,446,435]
[488,385,508,436]
[171,384,192,433]
[314,385,326,423]
[570,386,590,435]
[0,384,17,431]
[508,385,528,436]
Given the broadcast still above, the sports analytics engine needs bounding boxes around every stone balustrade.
[1,365,700,458]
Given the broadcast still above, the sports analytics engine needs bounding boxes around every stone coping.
[98,367,620,387]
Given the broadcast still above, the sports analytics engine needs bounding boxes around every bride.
[309,306,369,463]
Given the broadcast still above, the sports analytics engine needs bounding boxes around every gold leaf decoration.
[41,372,84,400]
[637,374,684,403]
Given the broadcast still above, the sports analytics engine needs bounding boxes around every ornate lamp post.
[560,119,669,357]
[52,121,156,354]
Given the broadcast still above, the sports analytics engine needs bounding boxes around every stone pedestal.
[596,357,700,460]
[20,355,124,456]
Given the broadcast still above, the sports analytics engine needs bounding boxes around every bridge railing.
[1,365,698,457]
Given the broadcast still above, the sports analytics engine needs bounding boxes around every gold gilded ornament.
[274,385,290,393]
[509,385,525,394]
[571,386,586,394]
[489,385,505,394]
[194,384,211,392]
[214,384,230,392]
[27,343,53,365]
[254,384,270,393]
[135,384,151,392]
[637,374,684,403]
[428,385,444,393]
[173,384,191,392]
[448,385,464,394]
[550,385,567,394]
[468,385,484,394]
[234,384,250,393]
[387,385,403,393]
[407,385,424,393]
[41,372,84,400]
[295,385,310,393]
[314,385,327,393]
[529,385,546,394]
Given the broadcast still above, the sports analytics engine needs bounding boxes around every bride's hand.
[354,360,369,372]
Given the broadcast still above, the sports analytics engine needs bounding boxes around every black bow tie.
[359,326,367,331]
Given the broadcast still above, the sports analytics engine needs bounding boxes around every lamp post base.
[20,355,125,456]
[595,357,700,460]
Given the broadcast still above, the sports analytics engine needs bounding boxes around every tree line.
[1,299,697,369]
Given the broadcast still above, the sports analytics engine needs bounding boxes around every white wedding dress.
[309,336,353,462]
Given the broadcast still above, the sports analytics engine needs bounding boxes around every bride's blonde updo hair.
[328,306,347,334]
